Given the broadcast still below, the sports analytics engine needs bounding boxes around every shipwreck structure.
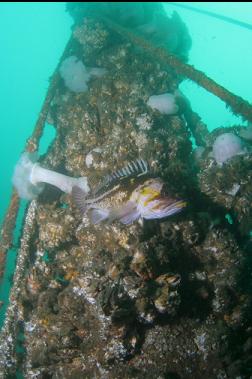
[0,3,252,378]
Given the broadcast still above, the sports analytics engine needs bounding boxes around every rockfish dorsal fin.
[94,158,149,196]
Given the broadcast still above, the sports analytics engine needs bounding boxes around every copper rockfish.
[72,159,186,225]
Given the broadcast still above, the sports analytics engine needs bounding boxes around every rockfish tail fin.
[72,185,89,214]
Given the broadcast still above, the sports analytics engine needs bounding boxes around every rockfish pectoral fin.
[142,199,186,220]
[90,201,139,225]
[110,201,140,225]
[118,203,141,225]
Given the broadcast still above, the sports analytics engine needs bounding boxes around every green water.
[0,2,72,327]
[0,2,252,328]
[0,2,72,222]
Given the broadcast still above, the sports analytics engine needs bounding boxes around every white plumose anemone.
[147,93,178,115]
[59,56,106,93]
[212,132,246,166]
[12,152,90,200]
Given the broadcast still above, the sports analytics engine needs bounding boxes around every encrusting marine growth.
[1,3,252,378]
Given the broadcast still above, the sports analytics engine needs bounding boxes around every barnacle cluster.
[1,3,252,378]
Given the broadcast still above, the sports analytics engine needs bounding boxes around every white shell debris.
[85,148,103,168]
[136,114,152,130]
[225,183,240,196]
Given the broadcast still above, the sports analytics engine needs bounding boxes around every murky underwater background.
[0,2,252,376]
